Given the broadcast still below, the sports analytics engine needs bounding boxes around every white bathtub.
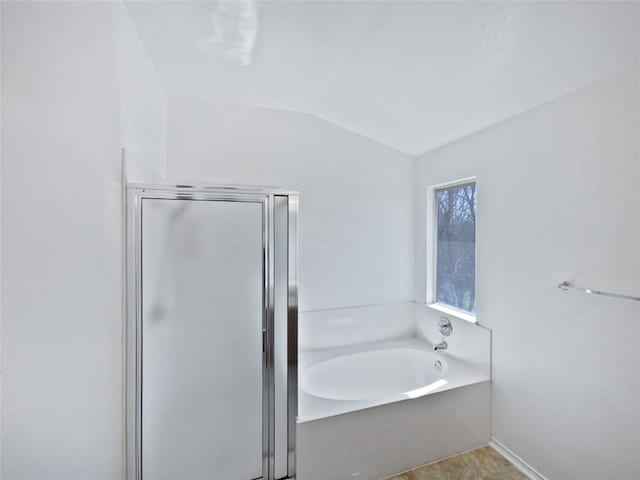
[296,304,492,479]
[301,347,448,401]
[298,338,489,422]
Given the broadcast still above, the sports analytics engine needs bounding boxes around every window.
[430,181,476,317]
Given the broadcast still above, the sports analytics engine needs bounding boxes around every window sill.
[427,302,477,324]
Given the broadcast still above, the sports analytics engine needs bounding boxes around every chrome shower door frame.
[125,184,299,480]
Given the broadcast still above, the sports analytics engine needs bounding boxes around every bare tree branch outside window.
[435,182,476,313]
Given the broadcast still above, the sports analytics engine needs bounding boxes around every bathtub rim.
[298,337,490,423]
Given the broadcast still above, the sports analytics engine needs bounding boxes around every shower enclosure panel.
[125,185,298,480]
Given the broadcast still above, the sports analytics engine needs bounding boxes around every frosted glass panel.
[141,198,264,480]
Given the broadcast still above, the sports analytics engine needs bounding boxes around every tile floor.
[385,446,528,480]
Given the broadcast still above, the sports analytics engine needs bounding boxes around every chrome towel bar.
[558,281,640,303]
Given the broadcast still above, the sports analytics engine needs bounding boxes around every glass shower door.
[141,198,265,480]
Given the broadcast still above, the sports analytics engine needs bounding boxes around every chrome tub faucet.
[433,340,448,351]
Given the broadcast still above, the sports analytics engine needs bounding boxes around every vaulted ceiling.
[124,1,639,156]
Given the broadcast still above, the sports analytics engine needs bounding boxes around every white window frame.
[426,177,477,323]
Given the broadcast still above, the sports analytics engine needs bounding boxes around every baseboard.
[490,438,549,480]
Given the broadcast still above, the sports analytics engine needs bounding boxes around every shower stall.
[125,185,299,480]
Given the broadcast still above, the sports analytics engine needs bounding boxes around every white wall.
[115,9,166,180]
[167,97,415,312]
[1,2,166,478]
[414,71,640,479]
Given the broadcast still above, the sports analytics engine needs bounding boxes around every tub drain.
[434,360,443,371]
